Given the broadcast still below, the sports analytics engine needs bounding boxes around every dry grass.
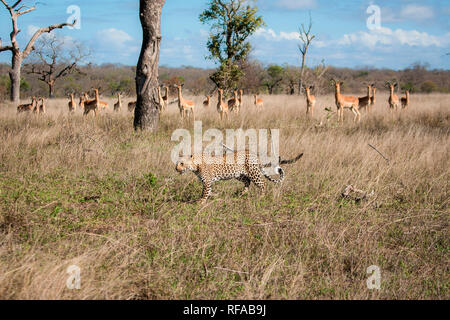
[0,93,448,299]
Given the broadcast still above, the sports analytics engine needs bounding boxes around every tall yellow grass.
[0,93,448,299]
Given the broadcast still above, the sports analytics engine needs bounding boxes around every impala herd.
[16,80,411,122]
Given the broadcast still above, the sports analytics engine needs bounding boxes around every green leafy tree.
[263,65,284,94]
[401,82,415,92]
[421,81,437,93]
[200,0,264,93]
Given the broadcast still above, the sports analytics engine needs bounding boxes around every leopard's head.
[175,156,196,175]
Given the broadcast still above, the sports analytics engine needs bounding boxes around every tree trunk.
[298,54,306,95]
[9,53,22,103]
[48,80,55,98]
[134,0,165,131]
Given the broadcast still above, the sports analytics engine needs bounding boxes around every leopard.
[175,149,304,203]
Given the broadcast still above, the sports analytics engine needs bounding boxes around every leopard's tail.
[262,153,304,168]
[262,166,285,184]
[261,153,303,183]
[280,153,304,165]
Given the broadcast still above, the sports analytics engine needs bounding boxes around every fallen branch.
[368,143,389,163]
[342,185,374,202]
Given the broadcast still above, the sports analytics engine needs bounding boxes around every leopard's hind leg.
[250,171,266,191]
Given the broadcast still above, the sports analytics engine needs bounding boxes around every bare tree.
[134,0,166,131]
[0,0,75,103]
[24,35,89,98]
[298,13,315,95]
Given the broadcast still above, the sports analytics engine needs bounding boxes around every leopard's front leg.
[199,178,213,203]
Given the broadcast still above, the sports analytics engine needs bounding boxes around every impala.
[162,86,169,109]
[217,89,229,120]
[358,84,373,113]
[175,84,195,119]
[369,87,376,112]
[114,93,122,112]
[68,93,76,112]
[157,86,166,111]
[83,89,107,116]
[254,94,263,108]
[39,97,46,114]
[128,100,136,112]
[228,90,240,113]
[203,95,211,108]
[33,98,40,114]
[401,90,410,109]
[17,96,37,113]
[387,82,400,112]
[303,85,316,117]
[238,89,243,111]
[331,79,360,123]
[83,92,93,104]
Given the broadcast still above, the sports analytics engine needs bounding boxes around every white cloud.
[254,26,450,48]
[254,28,300,41]
[27,25,40,37]
[380,4,434,23]
[96,28,134,49]
[400,4,434,21]
[337,27,449,48]
[276,0,317,10]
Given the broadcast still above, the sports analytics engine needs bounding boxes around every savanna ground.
[0,92,448,299]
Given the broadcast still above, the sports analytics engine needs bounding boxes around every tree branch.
[55,62,77,79]
[11,0,23,9]
[22,20,76,59]
[17,6,35,16]
[0,45,14,53]
[0,0,12,10]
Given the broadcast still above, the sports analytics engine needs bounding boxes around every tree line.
[1,61,449,101]
[1,0,449,131]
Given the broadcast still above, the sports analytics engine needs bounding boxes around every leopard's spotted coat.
[176,150,303,203]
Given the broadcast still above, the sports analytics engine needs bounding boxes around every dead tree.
[0,0,75,102]
[134,0,166,131]
[297,13,315,95]
[24,35,89,98]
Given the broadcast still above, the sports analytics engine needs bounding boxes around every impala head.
[303,85,314,94]
[331,79,343,90]
[386,81,397,90]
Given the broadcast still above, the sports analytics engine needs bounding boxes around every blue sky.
[1,0,449,70]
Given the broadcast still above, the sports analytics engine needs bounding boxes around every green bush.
[421,81,438,93]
